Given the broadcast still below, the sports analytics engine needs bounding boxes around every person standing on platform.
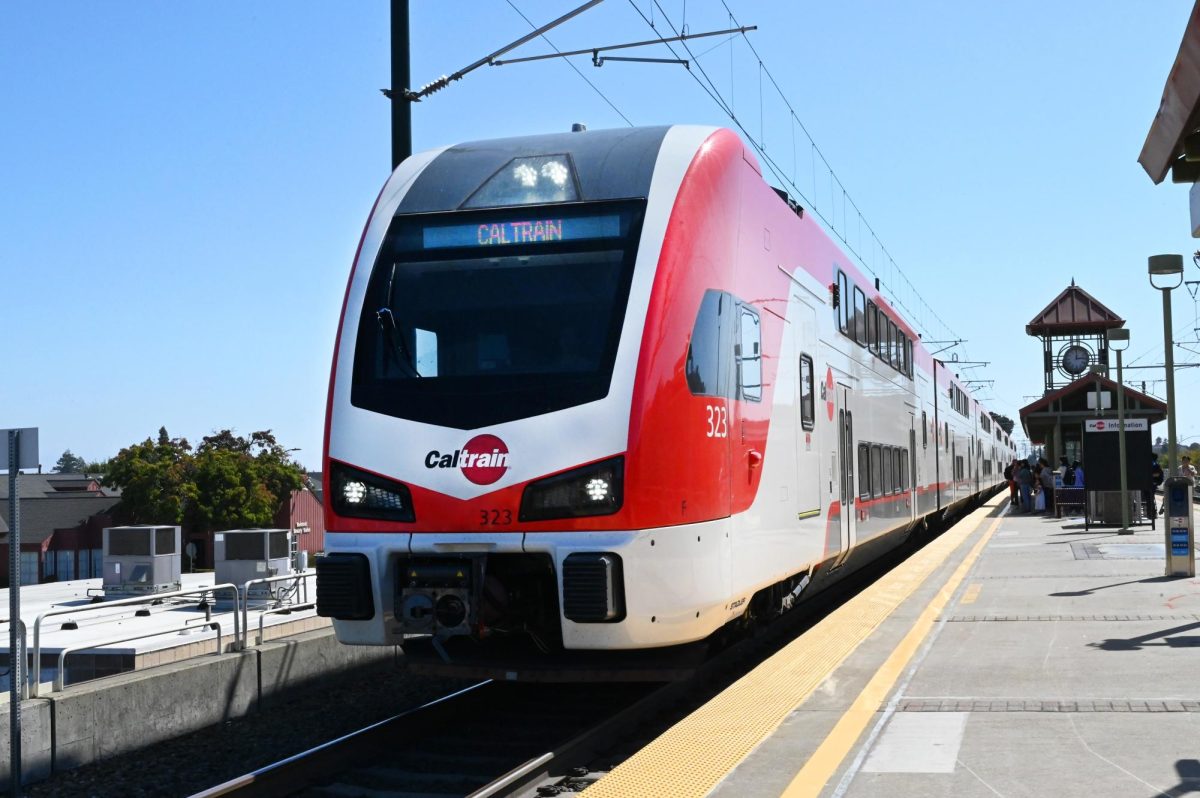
[1148,455,1164,518]
[1004,460,1017,506]
[1058,456,1071,483]
[1038,457,1055,514]
[1072,460,1085,488]
[1017,460,1034,512]
[1182,455,1197,481]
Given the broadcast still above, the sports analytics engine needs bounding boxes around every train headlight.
[329,461,416,522]
[464,154,580,207]
[519,457,623,521]
[342,480,367,504]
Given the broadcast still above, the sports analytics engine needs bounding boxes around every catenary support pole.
[391,0,411,170]
[8,430,21,796]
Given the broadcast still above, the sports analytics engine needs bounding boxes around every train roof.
[396,125,680,214]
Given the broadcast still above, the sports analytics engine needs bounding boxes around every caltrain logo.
[424,434,510,485]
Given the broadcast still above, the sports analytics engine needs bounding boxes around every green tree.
[103,428,195,524]
[186,430,304,533]
[83,459,110,475]
[53,449,88,474]
[989,413,1016,436]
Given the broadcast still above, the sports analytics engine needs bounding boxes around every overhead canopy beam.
[1139,2,1200,184]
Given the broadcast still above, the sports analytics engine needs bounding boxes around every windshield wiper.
[376,307,422,378]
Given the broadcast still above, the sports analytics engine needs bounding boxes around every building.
[0,473,121,586]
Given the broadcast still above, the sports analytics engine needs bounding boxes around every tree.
[53,450,88,474]
[103,429,195,524]
[103,427,304,532]
[83,459,110,475]
[186,430,304,533]
[989,412,1016,436]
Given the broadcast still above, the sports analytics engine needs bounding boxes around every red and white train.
[316,125,1013,670]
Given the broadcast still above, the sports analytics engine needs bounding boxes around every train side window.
[858,443,871,500]
[882,448,894,494]
[893,449,903,493]
[799,354,815,430]
[853,286,866,345]
[836,270,850,335]
[901,449,909,490]
[686,290,727,397]
[871,444,883,498]
[737,306,762,402]
[921,411,928,448]
[866,302,878,356]
[945,422,950,451]
[905,338,913,378]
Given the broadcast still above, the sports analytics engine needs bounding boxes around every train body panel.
[317,124,1012,663]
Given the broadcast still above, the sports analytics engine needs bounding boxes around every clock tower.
[1026,280,1125,394]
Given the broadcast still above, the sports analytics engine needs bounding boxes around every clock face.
[1061,345,1091,375]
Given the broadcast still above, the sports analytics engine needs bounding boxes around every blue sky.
[2,1,1197,471]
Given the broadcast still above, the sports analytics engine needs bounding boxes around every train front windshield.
[351,202,646,430]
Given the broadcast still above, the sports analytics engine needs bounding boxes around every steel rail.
[187,679,493,798]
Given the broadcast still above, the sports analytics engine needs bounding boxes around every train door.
[909,423,918,523]
[792,297,820,525]
[951,438,957,502]
[833,383,855,565]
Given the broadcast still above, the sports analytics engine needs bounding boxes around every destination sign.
[422,214,622,249]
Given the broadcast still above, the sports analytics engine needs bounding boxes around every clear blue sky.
[2,1,1197,471]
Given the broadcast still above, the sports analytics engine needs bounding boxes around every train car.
[316,125,1011,674]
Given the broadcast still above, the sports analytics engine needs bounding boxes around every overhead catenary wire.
[625,0,965,355]
[505,0,635,127]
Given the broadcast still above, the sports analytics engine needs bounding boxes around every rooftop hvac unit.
[102,526,182,598]
[214,529,297,608]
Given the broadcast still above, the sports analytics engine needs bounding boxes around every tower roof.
[1026,281,1125,336]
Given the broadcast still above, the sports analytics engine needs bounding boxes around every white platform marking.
[860,712,968,773]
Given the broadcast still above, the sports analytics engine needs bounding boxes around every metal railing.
[240,573,315,648]
[32,583,239,697]
[55,622,223,692]
[256,603,316,647]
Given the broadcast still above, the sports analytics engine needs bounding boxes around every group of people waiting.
[1004,456,1083,514]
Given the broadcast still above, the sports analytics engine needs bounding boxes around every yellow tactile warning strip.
[781,512,1002,797]
[960,583,982,605]
[581,496,1003,798]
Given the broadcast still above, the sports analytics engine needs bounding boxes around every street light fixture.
[1108,328,1132,533]
[1149,254,1184,476]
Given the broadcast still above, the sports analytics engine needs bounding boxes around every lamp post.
[1149,254,1184,476]
[1108,328,1132,533]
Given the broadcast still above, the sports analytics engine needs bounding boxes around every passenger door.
[834,383,855,565]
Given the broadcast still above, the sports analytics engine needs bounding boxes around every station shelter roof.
[1019,374,1167,444]
[1025,281,1125,336]
[1140,2,1200,183]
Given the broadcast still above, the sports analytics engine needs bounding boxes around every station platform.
[585,493,1200,798]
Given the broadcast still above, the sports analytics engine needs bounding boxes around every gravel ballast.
[22,662,472,798]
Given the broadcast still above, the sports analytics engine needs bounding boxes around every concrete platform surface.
[709,500,1200,798]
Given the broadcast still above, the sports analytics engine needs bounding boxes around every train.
[315,124,1013,675]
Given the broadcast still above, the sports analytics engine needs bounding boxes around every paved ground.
[713,500,1200,798]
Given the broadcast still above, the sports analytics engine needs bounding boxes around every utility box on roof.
[215,529,296,605]
[102,526,182,597]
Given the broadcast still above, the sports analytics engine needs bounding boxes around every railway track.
[192,498,993,798]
